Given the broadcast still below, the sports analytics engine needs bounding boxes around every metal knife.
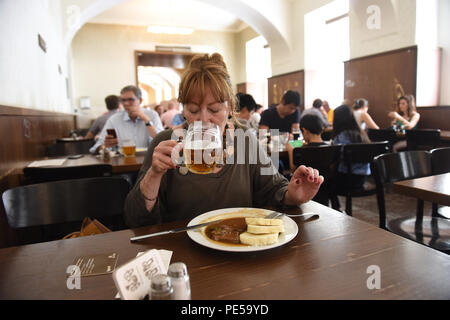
[130,219,224,242]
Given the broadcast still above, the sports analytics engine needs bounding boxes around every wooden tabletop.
[56,138,93,143]
[396,130,450,141]
[0,201,449,300]
[393,173,450,206]
[36,153,146,174]
[441,130,450,141]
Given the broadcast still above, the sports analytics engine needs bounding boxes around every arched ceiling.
[64,0,291,57]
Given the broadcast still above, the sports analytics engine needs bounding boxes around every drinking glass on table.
[277,132,290,151]
[182,122,222,174]
[121,139,136,157]
[292,128,301,141]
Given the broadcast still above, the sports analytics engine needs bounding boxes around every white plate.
[136,148,147,153]
[186,208,298,252]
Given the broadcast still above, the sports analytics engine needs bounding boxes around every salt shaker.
[168,262,191,300]
[149,274,174,300]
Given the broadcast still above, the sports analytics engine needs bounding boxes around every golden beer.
[122,145,136,157]
[184,147,217,174]
[183,122,222,174]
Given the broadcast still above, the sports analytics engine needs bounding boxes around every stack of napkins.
[27,159,67,167]
[113,249,173,300]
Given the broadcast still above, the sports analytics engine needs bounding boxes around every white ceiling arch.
[64,0,291,57]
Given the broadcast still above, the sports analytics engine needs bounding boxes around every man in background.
[259,90,301,133]
[84,95,121,140]
[90,85,163,153]
[301,98,330,129]
[322,100,333,124]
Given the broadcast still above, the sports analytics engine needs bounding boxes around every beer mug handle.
[171,141,185,167]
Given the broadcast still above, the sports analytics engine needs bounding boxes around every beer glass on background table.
[121,139,136,157]
[292,128,302,141]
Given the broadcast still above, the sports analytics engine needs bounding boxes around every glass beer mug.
[183,122,223,174]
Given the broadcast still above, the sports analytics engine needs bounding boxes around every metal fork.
[265,211,318,219]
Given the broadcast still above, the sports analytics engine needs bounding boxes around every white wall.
[349,0,416,59]
[438,0,450,105]
[0,0,71,112]
[71,23,237,117]
[291,0,335,72]
[234,27,259,84]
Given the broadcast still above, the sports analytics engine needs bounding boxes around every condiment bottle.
[168,262,191,300]
[149,274,174,300]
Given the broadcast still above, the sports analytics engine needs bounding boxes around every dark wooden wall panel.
[236,82,266,108]
[0,105,76,248]
[416,106,450,130]
[268,70,305,112]
[344,46,417,129]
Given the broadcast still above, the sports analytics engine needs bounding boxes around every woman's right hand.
[149,140,181,176]
[388,111,398,119]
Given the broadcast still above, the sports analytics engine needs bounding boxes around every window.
[246,36,271,108]
[304,0,349,110]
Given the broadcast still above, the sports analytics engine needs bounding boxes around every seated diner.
[124,53,324,228]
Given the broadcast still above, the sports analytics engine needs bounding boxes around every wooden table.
[0,201,449,300]
[69,154,146,174]
[393,173,450,206]
[26,153,146,175]
[396,130,450,142]
[56,138,93,143]
[441,130,450,141]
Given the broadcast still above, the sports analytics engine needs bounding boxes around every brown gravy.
[205,217,249,246]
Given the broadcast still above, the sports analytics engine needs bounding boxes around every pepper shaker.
[168,262,191,300]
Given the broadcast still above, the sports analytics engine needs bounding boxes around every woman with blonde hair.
[124,53,323,227]
[388,95,420,130]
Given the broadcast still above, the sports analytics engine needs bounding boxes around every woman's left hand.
[284,165,324,205]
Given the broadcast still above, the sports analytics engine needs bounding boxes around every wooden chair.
[47,139,94,157]
[430,147,450,219]
[336,141,390,216]
[406,129,441,151]
[293,144,341,208]
[367,129,398,152]
[373,151,450,253]
[23,163,112,184]
[1,176,131,244]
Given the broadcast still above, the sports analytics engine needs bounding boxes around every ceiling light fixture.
[146,25,194,35]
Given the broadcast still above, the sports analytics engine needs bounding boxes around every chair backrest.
[430,147,450,174]
[405,129,441,151]
[48,139,94,157]
[367,129,397,151]
[342,141,390,165]
[373,150,432,185]
[293,144,342,207]
[293,145,341,175]
[1,176,131,229]
[23,164,113,184]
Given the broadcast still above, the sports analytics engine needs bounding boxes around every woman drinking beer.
[124,53,323,227]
